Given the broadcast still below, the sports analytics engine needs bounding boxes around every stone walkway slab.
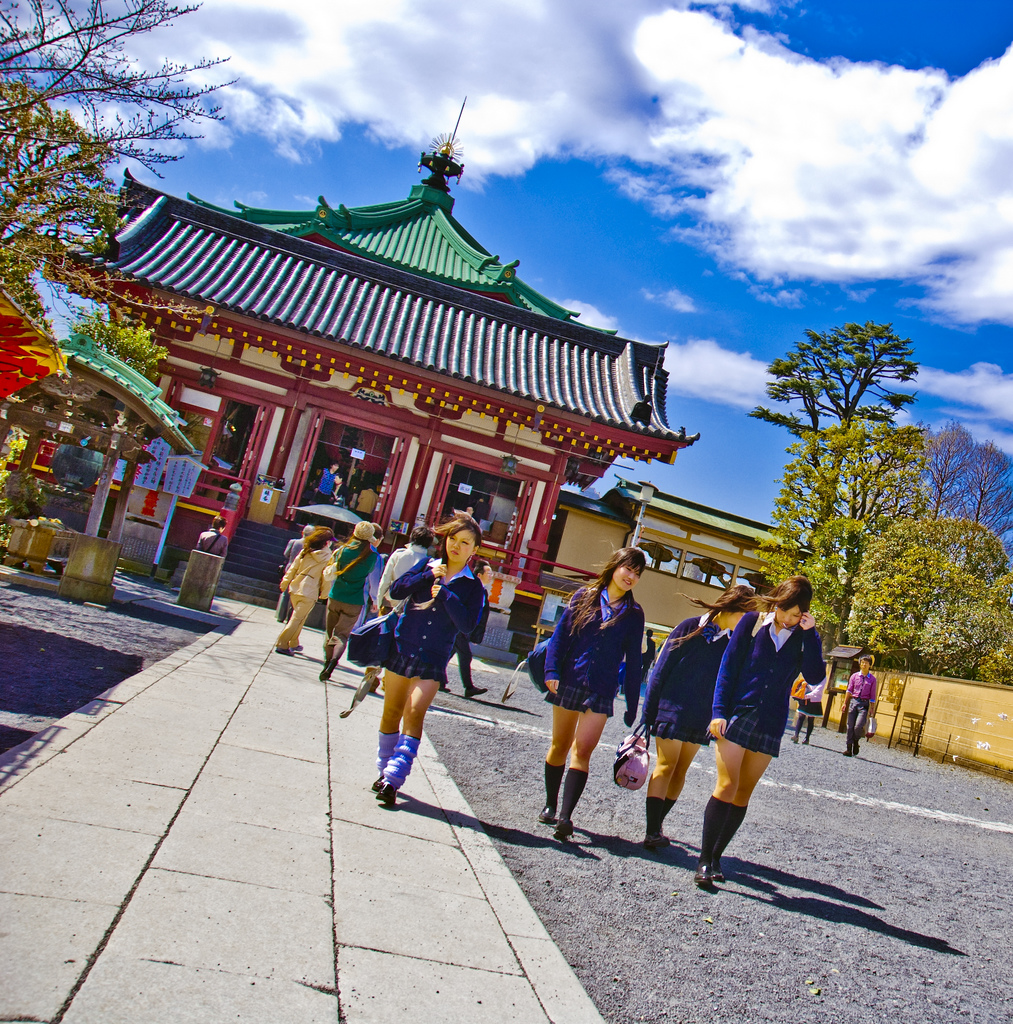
[0,609,604,1023]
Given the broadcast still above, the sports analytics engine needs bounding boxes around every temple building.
[81,153,698,607]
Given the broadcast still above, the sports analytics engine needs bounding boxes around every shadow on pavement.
[727,882,965,955]
[733,861,884,909]
[482,820,602,861]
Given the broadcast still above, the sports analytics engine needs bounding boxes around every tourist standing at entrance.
[319,521,380,681]
[275,527,334,656]
[313,462,342,504]
[844,656,877,757]
[196,515,229,557]
[373,514,485,807]
[539,547,646,841]
[639,586,754,849]
[694,576,825,886]
[447,557,492,698]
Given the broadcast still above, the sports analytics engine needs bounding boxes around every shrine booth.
[79,157,698,609]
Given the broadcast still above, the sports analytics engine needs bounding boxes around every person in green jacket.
[320,520,380,681]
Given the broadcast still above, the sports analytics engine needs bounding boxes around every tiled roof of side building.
[90,178,698,445]
[611,479,775,546]
[187,183,591,326]
[557,488,634,524]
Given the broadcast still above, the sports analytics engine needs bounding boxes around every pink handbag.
[613,726,650,790]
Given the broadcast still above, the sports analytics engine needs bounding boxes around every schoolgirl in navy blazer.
[372,514,484,808]
[638,585,755,850]
[544,590,645,724]
[388,558,486,673]
[539,546,647,842]
[694,576,826,889]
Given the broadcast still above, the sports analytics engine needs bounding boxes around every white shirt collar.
[427,557,475,583]
[762,610,794,651]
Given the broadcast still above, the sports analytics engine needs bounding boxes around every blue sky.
[119,0,1013,523]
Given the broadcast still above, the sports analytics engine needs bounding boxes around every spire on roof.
[418,98,466,193]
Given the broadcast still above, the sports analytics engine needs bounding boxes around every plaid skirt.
[384,645,449,687]
[653,719,711,745]
[547,678,615,717]
[723,707,782,757]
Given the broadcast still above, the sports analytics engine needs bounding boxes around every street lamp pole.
[632,480,656,546]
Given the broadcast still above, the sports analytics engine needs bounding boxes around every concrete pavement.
[0,608,603,1024]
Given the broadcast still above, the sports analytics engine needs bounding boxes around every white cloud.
[559,299,620,331]
[664,338,770,409]
[642,287,697,313]
[148,1,1013,325]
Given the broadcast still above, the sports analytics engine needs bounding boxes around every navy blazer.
[642,616,730,734]
[544,589,645,718]
[713,611,826,734]
[389,560,486,669]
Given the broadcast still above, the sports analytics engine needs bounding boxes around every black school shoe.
[553,818,574,841]
[537,806,557,825]
[376,782,397,807]
[711,857,725,883]
[694,861,717,887]
[464,686,488,698]
[371,776,384,793]
[644,832,671,850]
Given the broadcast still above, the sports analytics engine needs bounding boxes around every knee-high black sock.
[712,803,748,861]
[645,796,666,834]
[661,797,677,822]
[558,768,588,821]
[793,715,804,738]
[543,762,565,811]
[805,717,815,741]
[699,796,732,864]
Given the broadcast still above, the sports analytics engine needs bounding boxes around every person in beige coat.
[275,526,334,655]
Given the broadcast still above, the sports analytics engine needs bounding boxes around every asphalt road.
[0,582,209,752]
[426,655,1013,1024]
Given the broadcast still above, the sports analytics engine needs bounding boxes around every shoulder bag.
[346,609,400,668]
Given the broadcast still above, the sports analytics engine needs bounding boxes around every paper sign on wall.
[457,483,473,494]
[350,448,366,460]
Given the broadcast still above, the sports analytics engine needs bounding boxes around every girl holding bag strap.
[791,670,827,745]
[373,514,486,807]
[695,575,825,886]
[639,585,754,849]
[274,527,334,655]
[539,547,646,842]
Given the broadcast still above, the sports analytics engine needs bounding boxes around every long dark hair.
[667,584,756,649]
[434,513,482,563]
[569,546,646,633]
[755,575,812,614]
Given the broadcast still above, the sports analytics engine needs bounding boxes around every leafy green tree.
[754,321,925,648]
[72,309,168,382]
[849,518,1013,677]
[0,82,119,324]
[751,321,918,436]
[761,422,926,647]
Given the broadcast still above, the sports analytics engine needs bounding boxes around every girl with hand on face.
[695,575,825,886]
[639,585,755,850]
[373,514,486,807]
[540,547,647,841]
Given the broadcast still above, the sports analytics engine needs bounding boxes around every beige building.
[545,479,773,630]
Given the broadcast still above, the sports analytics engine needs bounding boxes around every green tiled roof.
[186,184,604,328]
[61,333,194,453]
[612,479,774,547]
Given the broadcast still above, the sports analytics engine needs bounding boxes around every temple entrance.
[301,419,396,517]
[440,463,522,545]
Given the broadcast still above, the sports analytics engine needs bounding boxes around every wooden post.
[912,690,932,757]
[83,450,117,537]
[105,462,136,544]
